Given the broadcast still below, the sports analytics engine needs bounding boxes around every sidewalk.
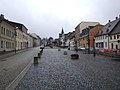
[0,47,40,90]
[0,48,33,59]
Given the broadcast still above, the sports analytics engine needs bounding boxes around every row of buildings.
[59,15,120,50]
[0,14,41,53]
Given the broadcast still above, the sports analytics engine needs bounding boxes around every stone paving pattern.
[16,49,120,90]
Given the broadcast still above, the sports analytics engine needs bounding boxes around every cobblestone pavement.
[16,49,120,90]
[0,47,40,90]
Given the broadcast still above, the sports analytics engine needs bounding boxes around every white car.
[40,45,44,49]
[78,46,85,51]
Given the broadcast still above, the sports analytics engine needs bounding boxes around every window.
[6,29,9,36]
[6,42,8,48]
[1,40,3,48]
[12,43,14,49]
[105,35,107,39]
[101,42,104,48]
[9,31,11,37]
[116,45,118,49]
[3,28,5,35]
[102,36,104,39]
[117,35,119,39]
[1,27,4,34]
[106,28,109,32]
[12,32,14,38]
[111,43,113,49]
[114,35,116,39]
[105,42,107,47]
[110,36,112,40]
[96,43,98,47]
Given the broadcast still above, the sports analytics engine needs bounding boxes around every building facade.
[109,17,120,49]
[89,24,103,48]
[75,21,99,47]
[0,14,15,52]
[95,17,120,50]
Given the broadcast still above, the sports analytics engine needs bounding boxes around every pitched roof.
[95,18,120,36]
[0,15,15,28]
[0,14,28,31]
[80,26,94,38]
[110,20,120,35]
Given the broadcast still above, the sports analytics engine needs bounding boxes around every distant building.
[30,33,41,47]
[59,28,66,47]
[75,21,99,47]
[80,26,95,48]
[89,24,103,48]
[8,21,28,50]
[27,33,34,48]
[80,24,103,49]
[65,31,75,50]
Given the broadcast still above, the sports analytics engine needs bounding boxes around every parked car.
[40,45,44,49]
[78,46,85,51]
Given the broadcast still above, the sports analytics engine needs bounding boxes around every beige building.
[27,34,34,48]
[16,27,23,50]
[8,21,28,50]
[0,14,15,52]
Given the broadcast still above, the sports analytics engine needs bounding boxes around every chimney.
[116,17,118,20]
[109,20,111,23]
[0,14,4,19]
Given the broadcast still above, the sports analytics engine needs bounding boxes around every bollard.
[38,53,41,59]
[71,54,79,59]
[68,48,70,50]
[40,50,43,55]
[64,51,67,54]
[34,57,38,64]
[40,51,42,55]
[58,48,61,51]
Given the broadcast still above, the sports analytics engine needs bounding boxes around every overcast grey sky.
[0,0,120,38]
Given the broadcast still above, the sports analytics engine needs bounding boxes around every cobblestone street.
[16,49,120,90]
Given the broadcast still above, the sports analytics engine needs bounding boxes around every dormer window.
[106,28,109,32]
[108,24,111,27]
[101,31,103,34]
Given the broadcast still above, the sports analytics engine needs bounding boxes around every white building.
[95,17,120,50]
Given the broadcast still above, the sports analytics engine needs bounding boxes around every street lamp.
[88,34,90,54]
[68,41,70,50]
[93,38,96,57]
[14,27,18,54]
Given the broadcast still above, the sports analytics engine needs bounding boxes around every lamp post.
[93,38,96,57]
[88,34,90,54]
[68,41,70,50]
[14,27,18,54]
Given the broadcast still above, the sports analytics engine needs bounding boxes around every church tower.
[59,28,65,47]
[61,27,64,34]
